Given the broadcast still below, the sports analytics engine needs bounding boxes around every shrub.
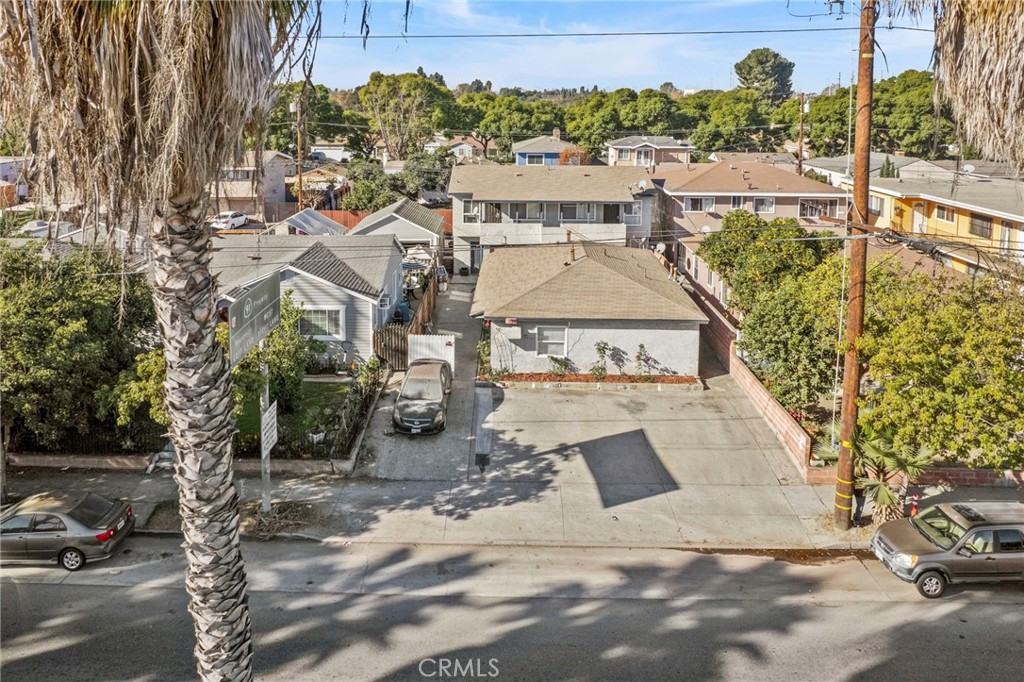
[549,356,570,377]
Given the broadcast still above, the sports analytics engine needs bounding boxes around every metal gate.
[374,323,409,370]
[409,334,457,375]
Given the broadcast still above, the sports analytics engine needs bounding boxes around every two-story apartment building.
[803,152,952,187]
[655,161,847,308]
[447,165,661,274]
[866,176,1024,272]
[210,150,295,218]
[606,136,692,170]
[512,132,579,166]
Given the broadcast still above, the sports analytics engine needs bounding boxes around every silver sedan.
[0,491,135,571]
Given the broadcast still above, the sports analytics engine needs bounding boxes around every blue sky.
[311,0,936,93]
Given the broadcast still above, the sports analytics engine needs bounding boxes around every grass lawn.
[236,380,350,437]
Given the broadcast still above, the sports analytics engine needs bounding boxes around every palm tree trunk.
[150,197,253,682]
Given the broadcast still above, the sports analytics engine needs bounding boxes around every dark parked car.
[872,502,1024,598]
[393,358,452,434]
[0,492,135,571]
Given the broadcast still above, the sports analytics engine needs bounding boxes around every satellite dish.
[655,242,667,254]
[700,225,712,234]
[962,164,976,174]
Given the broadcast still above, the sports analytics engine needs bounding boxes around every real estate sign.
[228,272,281,367]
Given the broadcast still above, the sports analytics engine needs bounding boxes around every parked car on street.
[871,502,1024,598]
[211,211,249,229]
[0,491,135,571]
[393,358,452,434]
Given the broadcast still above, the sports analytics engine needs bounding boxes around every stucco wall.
[490,318,702,376]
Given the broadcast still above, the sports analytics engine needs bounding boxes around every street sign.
[260,400,278,461]
[228,272,281,366]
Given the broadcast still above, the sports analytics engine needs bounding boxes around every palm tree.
[816,412,933,525]
[897,0,1024,174]
[0,3,339,680]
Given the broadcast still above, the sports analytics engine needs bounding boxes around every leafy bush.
[549,356,570,377]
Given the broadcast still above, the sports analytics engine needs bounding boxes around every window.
[526,203,544,220]
[936,205,955,222]
[1,516,31,534]
[462,200,479,223]
[299,309,343,338]
[707,268,714,287]
[526,153,544,165]
[997,529,1024,552]
[623,201,641,225]
[969,213,993,239]
[753,197,775,214]
[799,199,840,218]
[964,530,995,554]
[536,326,566,357]
[560,203,589,221]
[731,196,744,210]
[684,197,715,213]
[31,514,66,532]
[616,148,630,160]
[868,195,885,216]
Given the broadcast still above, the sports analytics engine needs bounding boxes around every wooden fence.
[373,323,409,371]
[409,275,439,335]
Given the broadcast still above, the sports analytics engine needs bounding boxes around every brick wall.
[686,281,737,372]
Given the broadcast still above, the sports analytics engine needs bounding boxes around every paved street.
[3,536,1023,681]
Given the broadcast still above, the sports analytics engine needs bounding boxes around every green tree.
[358,71,454,160]
[694,210,763,280]
[675,89,719,131]
[478,96,531,155]
[565,91,623,155]
[620,88,679,133]
[266,82,345,155]
[396,148,455,196]
[734,47,795,109]
[0,242,155,447]
[874,70,955,157]
[109,292,314,427]
[341,158,400,210]
[807,86,853,157]
[529,99,565,135]
[691,89,767,152]
[727,219,824,314]
[451,91,497,154]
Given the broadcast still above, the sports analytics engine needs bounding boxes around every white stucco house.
[210,234,405,363]
[447,164,664,274]
[470,243,708,377]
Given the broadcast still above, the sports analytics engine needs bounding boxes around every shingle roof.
[803,153,938,175]
[448,165,654,202]
[512,135,577,154]
[870,177,1024,220]
[654,161,844,196]
[210,234,400,298]
[607,135,691,149]
[351,197,445,238]
[471,243,708,322]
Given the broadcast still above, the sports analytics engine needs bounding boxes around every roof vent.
[515,172,522,177]
[729,164,736,170]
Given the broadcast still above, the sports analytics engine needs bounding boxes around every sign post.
[228,273,282,513]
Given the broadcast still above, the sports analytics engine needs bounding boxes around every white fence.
[408,334,457,376]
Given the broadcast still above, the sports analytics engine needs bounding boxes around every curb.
[492,380,704,393]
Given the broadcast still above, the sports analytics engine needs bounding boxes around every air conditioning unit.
[380,294,391,307]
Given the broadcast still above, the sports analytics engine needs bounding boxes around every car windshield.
[401,377,443,401]
[68,493,115,528]
[911,506,968,550]
[216,212,233,219]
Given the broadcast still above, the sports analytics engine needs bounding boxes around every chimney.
[552,128,561,140]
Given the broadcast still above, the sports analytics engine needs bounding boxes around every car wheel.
[915,570,947,598]
[59,548,86,572]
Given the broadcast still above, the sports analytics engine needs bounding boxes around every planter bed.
[497,373,699,385]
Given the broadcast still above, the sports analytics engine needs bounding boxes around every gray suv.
[872,502,1024,598]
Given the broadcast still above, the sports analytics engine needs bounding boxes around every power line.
[320,26,932,40]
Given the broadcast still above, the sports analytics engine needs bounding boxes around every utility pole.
[797,92,805,175]
[291,97,304,208]
[834,0,876,530]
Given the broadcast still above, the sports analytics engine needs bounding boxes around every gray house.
[348,197,447,253]
[471,243,708,376]
[211,234,405,362]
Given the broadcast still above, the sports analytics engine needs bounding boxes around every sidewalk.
[5,466,1020,550]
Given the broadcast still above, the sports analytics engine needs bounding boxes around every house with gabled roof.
[512,131,579,166]
[210,234,405,362]
[448,164,665,275]
[471,243,707,376]
[606,135,692,170]
[348,197,447,254]
[210,150,296,218]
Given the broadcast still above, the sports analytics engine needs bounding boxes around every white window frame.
[868,195,884,216]
[635,148,654,166]
[299,307,346,340]
[526,153,544,166]
[623,201,642,225]
[731,196,744,210]
[560,203,590,221]
[684,197,715,213]
[462,199,480,223]
[753,197,775,214]
[799,198,840,218]
[936,205,955,223]
[535,326,567,357]
[707,268,714,287]
[616,148,630,160]
[526,202,544,220]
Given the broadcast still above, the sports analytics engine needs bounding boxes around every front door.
[635,149,653,167]
[603,204,621,223]
[912,202,927,233]
[24,514,68,559]
[470,243,483,273]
